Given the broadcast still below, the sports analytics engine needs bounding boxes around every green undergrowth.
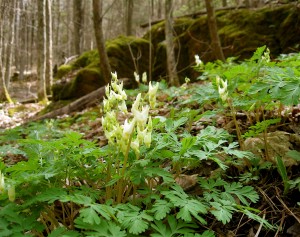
[0,47,299,236]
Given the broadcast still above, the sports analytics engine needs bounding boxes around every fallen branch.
[29,78,131,122]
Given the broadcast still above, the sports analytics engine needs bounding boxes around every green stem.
[116,134,133,203]
[228,98,244,150]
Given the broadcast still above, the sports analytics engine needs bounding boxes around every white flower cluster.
[102,72,159,157]
[194,55,203,67]
[216,76,228,102]
[0,171,15,202]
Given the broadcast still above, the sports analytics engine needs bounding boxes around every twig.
[276,195,300,224]
[274,211,285,237]
[254,212,265,237]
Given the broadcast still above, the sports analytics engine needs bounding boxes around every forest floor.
[1,78,300,236]
[1,44,300,237]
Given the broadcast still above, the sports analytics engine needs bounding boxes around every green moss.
[71,50,99,69]
[56,65,73,79]
[106,35,153,79]
[7,105,27,116]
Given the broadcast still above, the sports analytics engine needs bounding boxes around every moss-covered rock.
[52,36,153,101]
[52,3,300,102]
[52,67,104,101]
[56,65,73,79]
[146,3,300,82]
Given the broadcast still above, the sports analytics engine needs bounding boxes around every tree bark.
[204,0,225,61]
[45,0,53,95]
[37,0,48,102]
[125,0,133,35]
[19,0,27,81]
[73,0,83,55]
[4,0,16,89]
[0,0,12,102]
[92,0,112,84]
[164,0,180,86]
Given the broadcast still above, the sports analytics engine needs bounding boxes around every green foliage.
[276,156,290,195]
[4,46,298,235]
[242,118,281,138]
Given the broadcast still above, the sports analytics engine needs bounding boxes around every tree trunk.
[4,0,16,89]
[46,0,53,95]
[164,0,180,86]
[37,0,48,102]
[19,0,27,81]
[54,0,61,64]
[125,0,133,35]
[0,1,12,102]
[73,0,83,55]
[92,0,112,84]
[204,0,225,61]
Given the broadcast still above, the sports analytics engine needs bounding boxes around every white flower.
[218,86,228,102]
[142,72,147,83]
[111,72,118,81]
[0,172,5,193]
[122,119,135,139]
[118,100,127,114]
[217,78,228,102]
[132,93,141,113]
[134,72,140,83]
[194,55,202,66]
[134,105,149,128]
[149,82,159,108]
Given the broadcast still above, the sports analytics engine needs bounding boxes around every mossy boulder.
[52,3,300,101]
[146,3,300,82]
[55,65,73,80]
[52,67,104,101]
[52,36,153,101]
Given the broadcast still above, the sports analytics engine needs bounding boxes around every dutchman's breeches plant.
[102,72,158,203]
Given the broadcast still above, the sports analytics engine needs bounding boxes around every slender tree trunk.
[125,0,133,35]
[14,1,20,73]
[46,0,53,95]
[54,0,61,64]
[73,0,83,55]
[4,0,16,89]
[66,0,72,57]
[0,1,12,102]
[19,0,27,81]
[204,0,225,61]
[37,0,48,102]
[164,0,180,86]
[157,0,162,19]
[83,0,92,51]
[92,0,112,84]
